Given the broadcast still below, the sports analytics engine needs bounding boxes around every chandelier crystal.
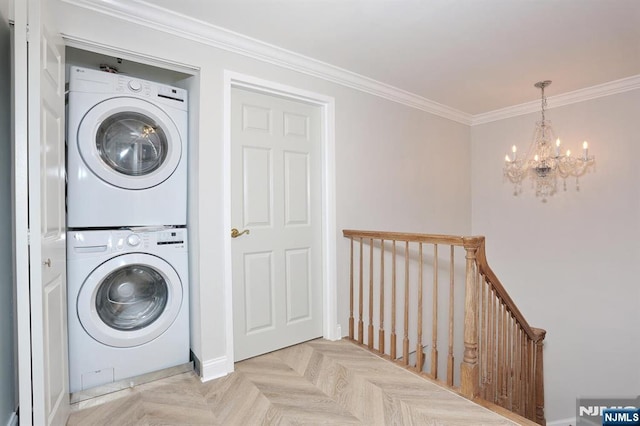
[504,80,595,201]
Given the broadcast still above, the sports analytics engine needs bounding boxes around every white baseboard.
[547,417,576,426]
[6,412,18,426]
[327,324,342,341]
[200,356,231,383]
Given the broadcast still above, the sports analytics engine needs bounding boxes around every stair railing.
[342,230,546,425]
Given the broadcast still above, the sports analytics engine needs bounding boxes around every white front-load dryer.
[67,228,189,393]
[67,66,188,228]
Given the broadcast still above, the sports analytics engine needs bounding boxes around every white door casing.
[231,87,323,361]
[13,0,69,424]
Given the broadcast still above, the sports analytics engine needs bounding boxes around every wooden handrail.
[474,240,543,343]
[342,229,546,425]
[343,229,470,246]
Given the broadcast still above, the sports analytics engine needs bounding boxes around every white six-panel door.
[13,0,69,423]
[231,87,323,361]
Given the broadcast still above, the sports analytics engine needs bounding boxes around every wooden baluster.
[379,239,385,355]
[349,237,354,339]
[431,244,438,379]
[502,310,510,408]
[533,328,546,425]
[496,301,503,406]
[476,267,482,387]
[524,331,529,417]
[490,289,496,403]
[527,337,533,421]
[447,246,455,386]
[524,332,530,418]
[391,240,397,360]
[416,243,424,372]
[480,278,488,399]
[368,238,374,349]
[502,305,509,406]
[530,339,536,422]
[403,241,410,366]
[460,240,479,398]
[513,325,521,415]
[358,237,364,344]
[510,317,515,411]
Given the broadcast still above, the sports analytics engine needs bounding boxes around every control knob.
[127,234,141,247]
[128,80,142,92]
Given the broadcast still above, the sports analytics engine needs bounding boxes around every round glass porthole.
[96,112,169,176]
[95,264,169,331]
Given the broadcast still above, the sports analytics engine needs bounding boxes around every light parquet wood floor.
[68,339,518,425]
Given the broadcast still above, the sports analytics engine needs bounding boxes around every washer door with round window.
[77,253,183,348]
[77,97,182,190]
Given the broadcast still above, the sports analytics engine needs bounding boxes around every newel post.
[460,238,481,399]
[533,328,547,426]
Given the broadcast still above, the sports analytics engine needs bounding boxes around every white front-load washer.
[67,66,188,228]
[67,227,189,393]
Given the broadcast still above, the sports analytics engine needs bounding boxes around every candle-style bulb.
[556,138,561,147]
[583,141,588,150]
[505,154,510,162]
[566,149,571,157]
[534,154,539,162]
[512,145,517,153]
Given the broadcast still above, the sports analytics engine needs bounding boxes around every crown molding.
[471,74,640,126]
[60,0,640,127]
[61,0,473,125]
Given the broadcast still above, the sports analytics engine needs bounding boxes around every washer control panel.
[68,228,187,256]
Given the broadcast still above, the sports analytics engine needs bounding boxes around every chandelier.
[503,80,595,201]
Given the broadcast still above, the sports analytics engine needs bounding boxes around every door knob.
[43,258,52,267]
[231,228,250,238]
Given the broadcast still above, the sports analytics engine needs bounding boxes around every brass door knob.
[231,228,250,238]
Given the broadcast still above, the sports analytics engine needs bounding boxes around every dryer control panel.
[69,66,188,110]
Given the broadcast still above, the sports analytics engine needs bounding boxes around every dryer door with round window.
[77,253,183,348]
[77,97,182,190]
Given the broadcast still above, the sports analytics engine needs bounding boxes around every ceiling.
[142,0,640,115]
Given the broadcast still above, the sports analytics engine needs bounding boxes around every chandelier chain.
[540,84,546,122]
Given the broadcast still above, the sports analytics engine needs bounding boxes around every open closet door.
[12,0,68,424]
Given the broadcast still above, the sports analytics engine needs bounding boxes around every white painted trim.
[60,0,640,127]
[62,34,199,74]
[472,74,640,125]
[199,356,230,383]
[60,0,472,125]
[546,417,576,426]
[222,72,234,374]
[222,70,339,370]
[5,412,18,426]
[11,2,33,425]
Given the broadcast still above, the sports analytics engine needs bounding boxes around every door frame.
[222,70,338,371]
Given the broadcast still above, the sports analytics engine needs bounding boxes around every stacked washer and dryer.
[66,66,190,394]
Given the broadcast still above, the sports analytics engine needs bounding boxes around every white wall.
[0,1,17,423]
[471,90,640,422]
[54,1,471,377]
